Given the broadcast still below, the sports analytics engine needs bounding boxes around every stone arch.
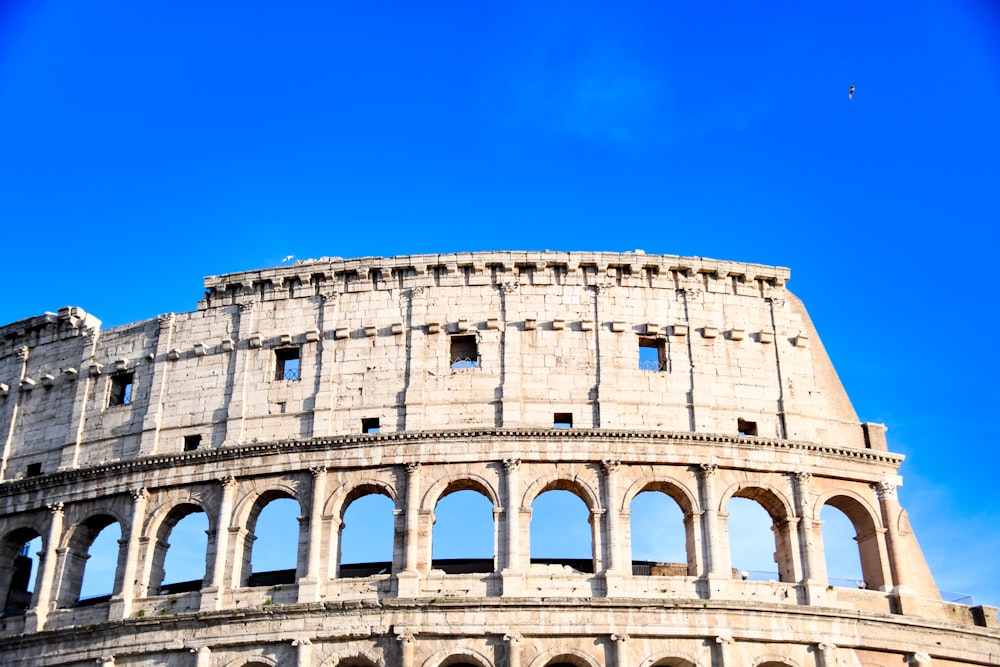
[625,478,698,576]
[317,649,384,667]
[221,657,277,667]
[639,655,700,667]
[143,488,216,536]
[144,501,210,595]
[324,478,397,522]
[421,646,494,667]
[0,525,43,614]
[233,487,304,587]
[422,472,500,512]
[521,473,600,511]
[815,490,888,590]
[720,484,796,583]
[755,657,800,667]
[527,648,602,667]
[56,512,123,607]
[621,476,698,514]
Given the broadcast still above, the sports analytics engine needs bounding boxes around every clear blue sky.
[2,2,998,605]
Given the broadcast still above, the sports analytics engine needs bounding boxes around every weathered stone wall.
[0,252,995,667]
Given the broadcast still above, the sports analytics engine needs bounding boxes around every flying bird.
[281,255,294,263]
[849,85,855,100]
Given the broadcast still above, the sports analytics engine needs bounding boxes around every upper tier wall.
[0,252,875,481]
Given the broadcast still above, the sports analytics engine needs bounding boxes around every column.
[602,460,625,596]
[138,314,176,456]
[501,458,524,596]
[109,488,149,619]
[0,346,30,480]
[201,476,238,611]
[299,466,327,602]
[398,632,415,667]
[97,657,114,667]
[396,463,421,597]
[713,636,731,667]
[25,502,64,631]
[190,646,211,667]
[874,479,907,592]
[815,643,837,667]
[696,464,726,592]
[504,632,522,667]
[611,633,628,667]
[293,638,313,667]
[223,301,257,446]
[311,290,340,436]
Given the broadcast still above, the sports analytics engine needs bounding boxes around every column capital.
[405,462,421,474]
[610,632,629,643]
[793,471,812,484]
[220,475,238,489]
[291,638,312,647]
[873,480,899,500]
[15,345,29,362]
[601,459,621,474]
[697,463,718,477]
[909,653,932,665]
[503,631,523,644]
[503,458,521,472]
[310,466,327,477]
[237,299,256,313]
[320,290,340,302]
[397,632,415,644]
[131,487,150,503]
[48,502,65,516]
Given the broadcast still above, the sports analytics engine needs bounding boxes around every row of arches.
[0,464,889,618]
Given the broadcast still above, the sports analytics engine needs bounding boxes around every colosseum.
[0,250,996,666]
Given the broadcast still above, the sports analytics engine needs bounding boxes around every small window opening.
[738,418,758,436]
[108,372,134,407]
[450,335,480,369]
[638,337,666,371]
[553,413,573,429]
[275,347,301,381]
[25,462,42,477]
[183,434,202,451]
[362,417,381,434]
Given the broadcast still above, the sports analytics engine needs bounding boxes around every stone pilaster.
[293,638,312,667]
[109,488,149,619]
[24,502,64,631]
[202,476,238,611]
[397,463,421,597]
[501,458,524,596]
[697,463,727,593]
[138,313,176,456]
[299,466,327,602]
[875,478,908,593]
[223,300,257,446]
[504,632,522,667]
[397,632,415,667]
[602,460,625,595]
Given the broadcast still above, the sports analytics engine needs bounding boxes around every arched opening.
[431,486,495,574]
[822,495,886,590]
[629,490,688,576]
[58,514,121,607]
[650,660,697,667]
[151,505,209,595]
[339,491,394,578]
[726,496,781,581]
[0,529,41,616]
[530,488,594,573]
[244,495,301,587]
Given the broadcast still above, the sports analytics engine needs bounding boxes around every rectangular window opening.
[108,372,134,407]
[450,334,480,369]
[25,462,42,477]
[738,418,758,436]
[553,413,573,429]
[362,417,381,434]
[275,347,301,381]
[638,337,666,371]
[183,434,202,451]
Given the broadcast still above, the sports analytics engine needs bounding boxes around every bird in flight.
[849,85,855,100]
[281,255,295,263]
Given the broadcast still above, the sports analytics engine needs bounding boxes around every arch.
[58,513,122,607]
[0,526,43,615]
[421,473,500,512]
[147,502,209,594]
[621,476,698,515]
[324,478,397,522]
[143,490,216,537]
[527,648,602,667]
[719,483,794,522]
[628,489,692,575]
[521,474,600,511]
[430,487,496,573]
[317,647,385,667]
[756,659,800,667]
[231,483,301,532]
[421,647,494,667]
[338,491,396,577]
[817,491,888,590]
[530,488,595,572]
[235,490,303,587]
[641,657,699,667]
[221,658,278,667]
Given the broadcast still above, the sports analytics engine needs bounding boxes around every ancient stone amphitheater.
[0,251,996,666]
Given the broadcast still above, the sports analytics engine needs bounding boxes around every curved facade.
[0,251,996,666]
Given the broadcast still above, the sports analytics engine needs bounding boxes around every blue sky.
[2,2,998,605]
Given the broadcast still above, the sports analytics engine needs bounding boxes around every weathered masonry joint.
[0,251,996,666]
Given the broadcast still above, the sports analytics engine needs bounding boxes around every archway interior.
[160,509,209,591]
[432,488,494,573]
[248,497,299,584]
[530,489,593,573]
[821,503,864,587]
[2,532,41,615]
[340,492,394,577]
[630,490,686,574]
[726,497,777,580]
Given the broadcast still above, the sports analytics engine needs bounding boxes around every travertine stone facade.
[0,251,996,666]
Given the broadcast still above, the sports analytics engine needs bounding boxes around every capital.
[405,462,420,474]
[131,488,150,503]
[793,471,812,484]
[503,632,523,644]
[499,281,520,294]
[601,459,621,474]
[503,458,521,472]
[220,475,238,489]
[610,633,629,643]
[396,632,415,644]
[310,466,327,478]
[48,502,64,515]
[697,463,718,477]
[873,480,899,500]
[291,638,312,647]
[237,299,256,313]
[15,345,29,362]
